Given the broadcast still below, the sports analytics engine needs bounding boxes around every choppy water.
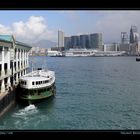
[1,56,140,130]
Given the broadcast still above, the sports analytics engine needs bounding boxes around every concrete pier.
[0,35,32,117]
[0,87,15,117]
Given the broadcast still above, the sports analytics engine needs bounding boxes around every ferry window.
[32,82,34,85]
[24,81,26,85]
[36,81,38,85]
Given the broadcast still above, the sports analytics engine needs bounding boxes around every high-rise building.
[130,26,139,43]
[58,30,64,47]
[64,37,71,50]
[121,32,129,44]
[71,36,80,48]
[79,35,90,49]
[90,33,103,49]
[64,32,104,50]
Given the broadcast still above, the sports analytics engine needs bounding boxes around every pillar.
[22,50,25,68]
[1,79,5,93]
[7,48,11,75]
[16,49,18,71]
[27,52,29,67]
[25,51,27,67]
[19,49,21,70]
[7,76,11,87]
[1,47,5,77]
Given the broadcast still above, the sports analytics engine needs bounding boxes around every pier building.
[0,35,32,116]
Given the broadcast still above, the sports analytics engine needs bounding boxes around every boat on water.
[47,50,65,57]
[17,68,56,104]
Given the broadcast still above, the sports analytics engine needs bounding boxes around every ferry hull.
[16,84,56,104]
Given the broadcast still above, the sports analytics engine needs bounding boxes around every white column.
[19,49,21,70]
[16,73,18,84]
[16,49,18,71]
[24,51,26,67]
[7,48,11,75]
[7,77,11,87]
[21,50,23,69]
[27,51,29,67]
[23,50,25,68]
[1,46,5,77]
[26,51,27,67]
[1,79,5,93]
[19,71,21,78]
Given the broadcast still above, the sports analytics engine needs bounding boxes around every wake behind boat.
[17,68,56,103]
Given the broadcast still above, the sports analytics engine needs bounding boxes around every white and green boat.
[17,68,56,103]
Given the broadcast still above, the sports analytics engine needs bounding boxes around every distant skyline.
[0,10,140,44]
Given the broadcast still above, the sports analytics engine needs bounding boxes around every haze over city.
[0,10,140,44]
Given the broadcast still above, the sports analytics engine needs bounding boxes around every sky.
[0,10,140,44]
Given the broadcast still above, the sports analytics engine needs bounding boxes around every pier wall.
[0,88,15,117]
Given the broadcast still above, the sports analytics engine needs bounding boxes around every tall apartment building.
[80,35,90,49]
[90,33,103,49]
[64,33,103,50]
[58,30,64,47]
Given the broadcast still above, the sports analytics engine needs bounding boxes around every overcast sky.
[0,10,140,44]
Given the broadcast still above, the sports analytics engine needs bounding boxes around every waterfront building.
[104,43,118,52]
[58,30,64,48]
[64,37,71,50]
[90,33,103,50]
[121,32,129,44]
[71,35,80,49]
[0,35,32,93]
[130,26,139,44]
[79,34,90,49]
[38,48,46,56]
[129,26,139,55]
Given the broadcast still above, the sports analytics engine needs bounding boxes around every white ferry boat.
[47,50,65,57]
[17,68,56,103]
[65,48,94,56]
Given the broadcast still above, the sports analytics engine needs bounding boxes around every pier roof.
[15,41,32,48]
[0,35,13,42]
[0,35,32,49]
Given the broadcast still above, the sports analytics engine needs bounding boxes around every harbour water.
[0,56,140,130]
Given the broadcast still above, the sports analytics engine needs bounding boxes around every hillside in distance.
[32,39,57,48]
